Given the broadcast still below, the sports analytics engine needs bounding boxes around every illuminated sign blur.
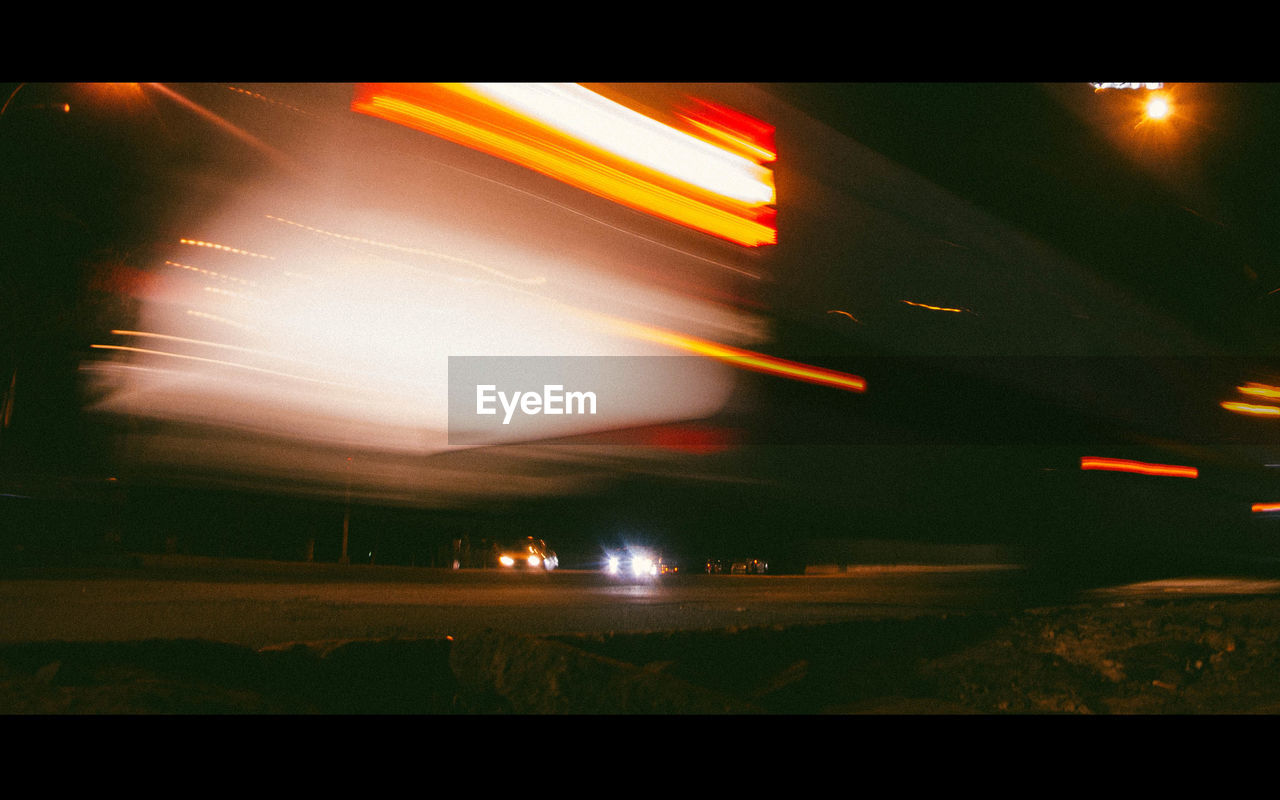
[1079,457,1198,478]
[351,83,777,247]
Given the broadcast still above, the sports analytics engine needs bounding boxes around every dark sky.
[770,82,1280,355]
[6,82,1280,563]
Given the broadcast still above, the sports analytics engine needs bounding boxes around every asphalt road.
[0,556,1054,649]
[9,555,1280,714]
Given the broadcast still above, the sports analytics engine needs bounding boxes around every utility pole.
[340,455,352,565]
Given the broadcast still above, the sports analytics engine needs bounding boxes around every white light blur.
[80,85,762,502]
[632,553,655,577]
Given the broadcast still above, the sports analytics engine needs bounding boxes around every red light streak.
[1079,457,1198,479]
[677,97,777,163]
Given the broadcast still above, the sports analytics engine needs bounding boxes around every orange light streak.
[1079,457,1198,478]
[179,238,275,259]
[89,344,348,387]
[1251,502,1280,513]
[351,83,776,248]
[1237,382,1280,400]
[1221,400,1280,416]
[607,318,866,393]
[902,300,968,313]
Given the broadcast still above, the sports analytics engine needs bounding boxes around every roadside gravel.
[5,594,1280,713]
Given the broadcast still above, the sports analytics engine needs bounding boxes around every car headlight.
[606,555,620,575]
[632,555,654,577]
[528,555,541,567]
[499,555,515,567]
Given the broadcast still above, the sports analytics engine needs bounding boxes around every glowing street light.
[1144,92,1173,122]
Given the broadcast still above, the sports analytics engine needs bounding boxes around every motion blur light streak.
[180,238,275,260]
[351,83,777,247]
[901,300,970,314]
[75,82,795,500]
[461,83,774,205]
[606,317,867,393]
[675,97,777,164]
[165,260,259,287]
[106,329,356,377]
[1221,400,1280,417]
[264,215,547,285]
[1079,457,1199,478]
[1251,503,1280,514]
[1237,382,1280,400]
[89,344,353,387]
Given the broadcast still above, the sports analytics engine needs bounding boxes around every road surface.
[0,556,1061,649]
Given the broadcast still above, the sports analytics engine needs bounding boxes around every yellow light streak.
[351,84,776,248]
[902,300,968,313]
[90,343,349,387]
[180,239,275,259]
[1237,382,1280,400]
[165,260,258,286]
[606,317,866,393]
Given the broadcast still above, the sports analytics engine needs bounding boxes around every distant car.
[496,537,558,571]
[707,557,768,574]
[603,546,669,579]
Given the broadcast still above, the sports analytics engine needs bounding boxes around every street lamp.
[1144,92,1173,122]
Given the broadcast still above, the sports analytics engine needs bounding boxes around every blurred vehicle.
[496,537,558,571]
[706,557,768,574]
[603,546,668,579]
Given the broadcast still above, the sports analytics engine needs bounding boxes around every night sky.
[771,82,1280,355]
[5,82,1280,568]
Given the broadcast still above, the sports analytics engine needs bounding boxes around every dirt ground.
[5,593,1280,713]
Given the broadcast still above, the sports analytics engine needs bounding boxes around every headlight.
[528,555,541,567]
[499,555,515,567]
[606,555,620,575]
[632,555,654,577]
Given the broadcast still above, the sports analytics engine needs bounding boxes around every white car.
[602,546,669,579]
